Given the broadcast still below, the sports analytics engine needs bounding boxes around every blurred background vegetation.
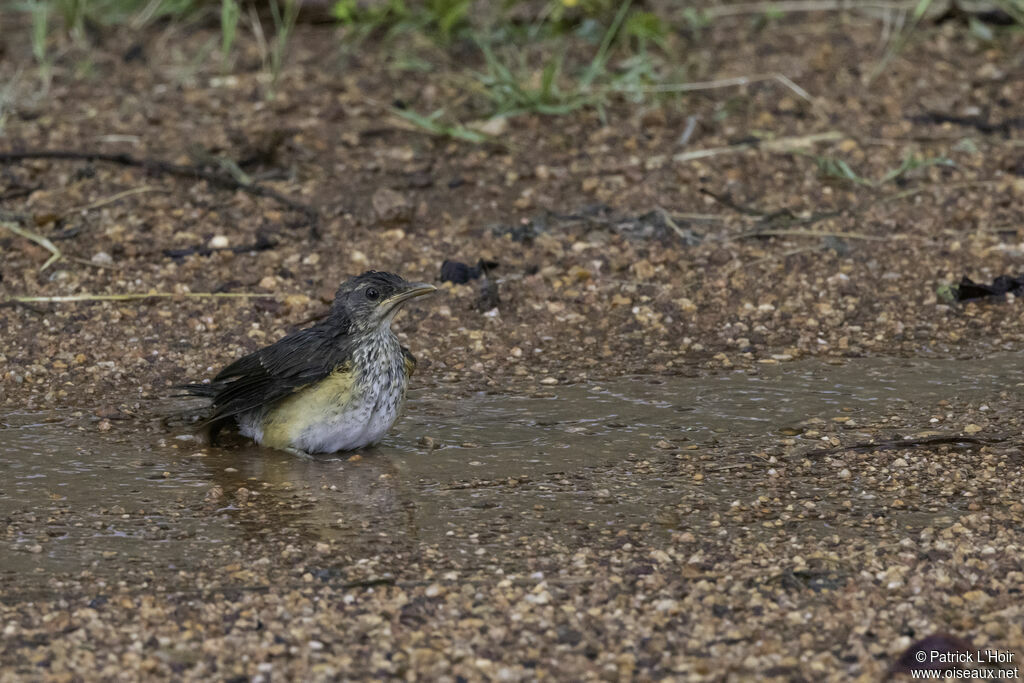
[4,0,1024,129]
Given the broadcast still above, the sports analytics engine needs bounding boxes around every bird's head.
[331,271,436,332]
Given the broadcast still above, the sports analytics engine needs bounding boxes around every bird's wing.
[401,346,417,378]
[191,323,354,427]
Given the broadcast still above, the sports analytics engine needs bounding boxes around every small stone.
[371,187,412,223]
[526,590,550,605]
[632,259,656,280]
[470,116,508,137]
[675,298,697,313]
[964,423,982,434]
[208,235,229,249]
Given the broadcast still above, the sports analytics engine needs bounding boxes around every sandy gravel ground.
[2,7,1024,681]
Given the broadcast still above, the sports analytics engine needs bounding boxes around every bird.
[183,271,436,455]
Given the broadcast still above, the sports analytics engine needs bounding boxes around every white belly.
[238,333,410,454]
[294,378,406,453]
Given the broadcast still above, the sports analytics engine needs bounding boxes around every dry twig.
[63,186,166,216]
[671,131,844,164]
[0,150,318,226]
[1,219,63,271]
[4,292,280,305]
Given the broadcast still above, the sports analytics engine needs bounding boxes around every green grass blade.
[580,0,633,91]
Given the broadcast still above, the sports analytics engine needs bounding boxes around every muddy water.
[1,355,1021,581]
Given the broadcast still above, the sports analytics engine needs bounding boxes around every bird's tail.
[176,382,219,398]
[177,384,238,445]
[153,384,227,444]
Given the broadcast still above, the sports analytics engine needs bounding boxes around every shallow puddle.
[1,355,1021,582]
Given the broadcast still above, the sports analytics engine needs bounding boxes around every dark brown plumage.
[183,271,435,453]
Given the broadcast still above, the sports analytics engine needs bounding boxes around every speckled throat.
[238,327,414,454]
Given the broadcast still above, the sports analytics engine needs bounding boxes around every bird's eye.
[365,287,380,301]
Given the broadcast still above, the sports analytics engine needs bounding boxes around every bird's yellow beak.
[377,282,436,321]
[389,282,436,305]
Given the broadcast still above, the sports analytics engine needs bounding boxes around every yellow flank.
[260,367,355,449]
[403,353,416,378]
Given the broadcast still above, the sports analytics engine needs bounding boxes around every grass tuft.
[390,108,493,144]
[219,0,241,72]
[803,151,954,188]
